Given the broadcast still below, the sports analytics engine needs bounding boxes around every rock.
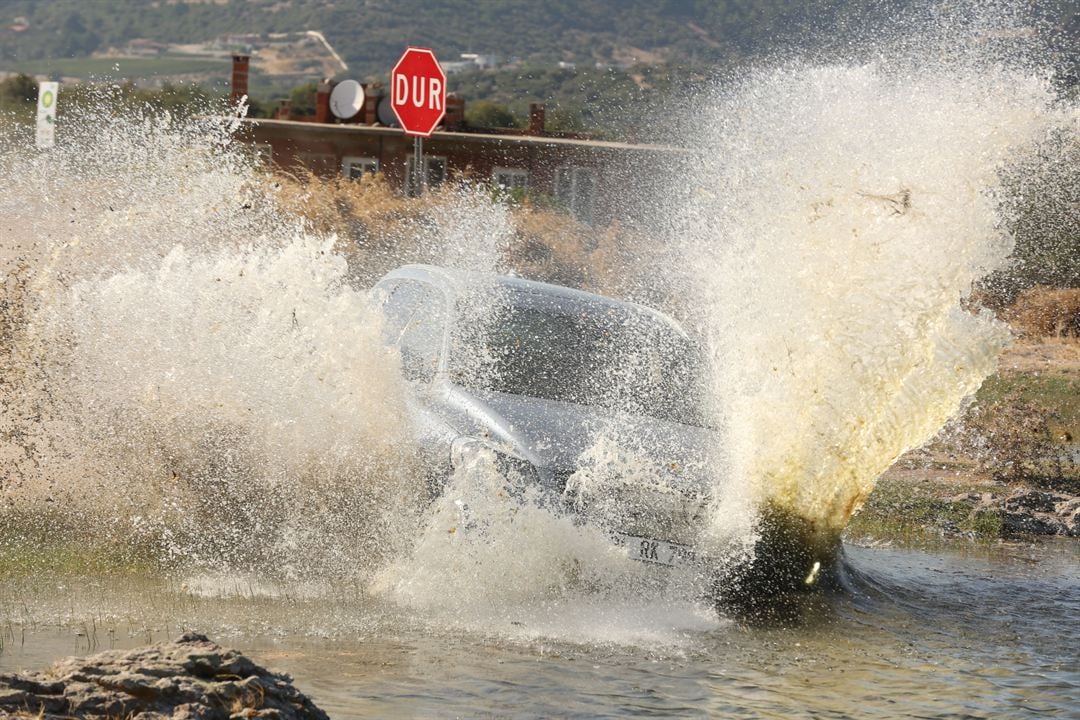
[948,492,981,506]
[1001,511,1067,537]
[0,633,328,720]
[1003,489,1068,514]
[1065,507,1080,537]
[1056,496,1080,517]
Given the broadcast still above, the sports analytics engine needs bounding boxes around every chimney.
[528,102,545,135]
[445,94,465,130]
[362,85,379,124]
[230,54,250,103]
[315,80,332,123]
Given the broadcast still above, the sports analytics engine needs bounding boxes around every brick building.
[232,56,685,225]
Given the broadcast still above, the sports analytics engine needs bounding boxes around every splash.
[1,5,1079,638]
[372,448,722,644]
[682,49,1077,550]
[0,93,513,581]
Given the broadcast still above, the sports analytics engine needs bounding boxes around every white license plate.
[612,533,696,568]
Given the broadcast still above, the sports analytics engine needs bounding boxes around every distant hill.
[3,1,1077,73]
[0,1,813,70]
[1,0,1075,133]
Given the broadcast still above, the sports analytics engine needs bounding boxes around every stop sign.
[391,47,446,137]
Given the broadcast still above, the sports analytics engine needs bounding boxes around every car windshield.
[449,289,709,427]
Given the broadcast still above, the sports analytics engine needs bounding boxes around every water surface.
[2,541,1076,718]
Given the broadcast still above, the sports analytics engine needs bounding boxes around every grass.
[975,370,1080,440]
[0,55,228,81]
[845,475,1003,543]
[849,345,1080,545]
[0,539,141,580]
[267,170,656,298]
[0,510,163,581]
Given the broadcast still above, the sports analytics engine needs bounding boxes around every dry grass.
[998,336,1080,373]
[1003,285,1080,339]
[266,169,654,297]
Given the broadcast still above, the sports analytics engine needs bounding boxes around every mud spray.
[1,5,1077,637]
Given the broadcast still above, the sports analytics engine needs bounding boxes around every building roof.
[241,117,687,154]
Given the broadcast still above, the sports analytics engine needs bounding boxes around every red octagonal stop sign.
[391,47,446,137]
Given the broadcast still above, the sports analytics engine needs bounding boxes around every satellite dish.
[376,95,399,127]
[330,80,365,120]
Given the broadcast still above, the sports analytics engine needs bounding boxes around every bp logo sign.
[36,81,58,149]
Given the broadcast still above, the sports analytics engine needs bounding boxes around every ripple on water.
[0,542,1076,718]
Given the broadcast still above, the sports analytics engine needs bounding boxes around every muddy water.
[2,542,1076,718]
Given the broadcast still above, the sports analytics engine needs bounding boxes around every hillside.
[0,1,1076,134]
[0,0,851,73]
[7,1,1075,76]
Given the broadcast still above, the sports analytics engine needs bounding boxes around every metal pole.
[414,135,424,195]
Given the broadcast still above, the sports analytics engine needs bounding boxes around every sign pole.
[415,135,424,195]
[391,46,446,197]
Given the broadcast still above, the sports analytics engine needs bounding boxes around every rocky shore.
[847,467,1080,542]
[0,633,327,720]
[839,337,1080,543]
[946,487,1080,537]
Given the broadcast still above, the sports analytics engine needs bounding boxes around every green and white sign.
[35,81,58,149]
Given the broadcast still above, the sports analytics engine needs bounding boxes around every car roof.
[380,264,686,334]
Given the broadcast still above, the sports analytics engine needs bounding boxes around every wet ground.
[1,541,1076,718]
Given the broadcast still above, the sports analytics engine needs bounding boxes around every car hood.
[432,381,719,494]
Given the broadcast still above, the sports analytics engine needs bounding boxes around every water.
[1,542,1076,717]
[2,2,1080,715]
[682,53,1071,544]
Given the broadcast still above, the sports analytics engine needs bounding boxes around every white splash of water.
[2,10,1078,644]
[0,96,513,581]
[373,448,721,645]
[45,236,425,575]
[683,59,1076,537]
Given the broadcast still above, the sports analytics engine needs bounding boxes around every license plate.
[612,532,696,568]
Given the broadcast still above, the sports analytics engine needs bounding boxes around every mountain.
[0,0,917,74]
[1,1,1075,135]
[2,1,1077,75]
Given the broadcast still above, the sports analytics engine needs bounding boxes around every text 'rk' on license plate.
[612,533,696,568]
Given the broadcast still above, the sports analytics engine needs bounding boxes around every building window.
[493,167,528,194]
[342,156,380,179]
[555,166,596,224]
[406,155,447,197]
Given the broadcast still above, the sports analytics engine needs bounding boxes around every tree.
[465,100,520,128]
[58,11,102,56]
[287,81,319,116]
[0,74,38,105]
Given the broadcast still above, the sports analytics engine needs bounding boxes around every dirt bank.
[848,468,1079,543]
[848,338,1080,544]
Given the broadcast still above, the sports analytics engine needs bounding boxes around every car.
[371,264,717,567]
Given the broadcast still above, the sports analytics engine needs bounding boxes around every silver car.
[371,264,716,566]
